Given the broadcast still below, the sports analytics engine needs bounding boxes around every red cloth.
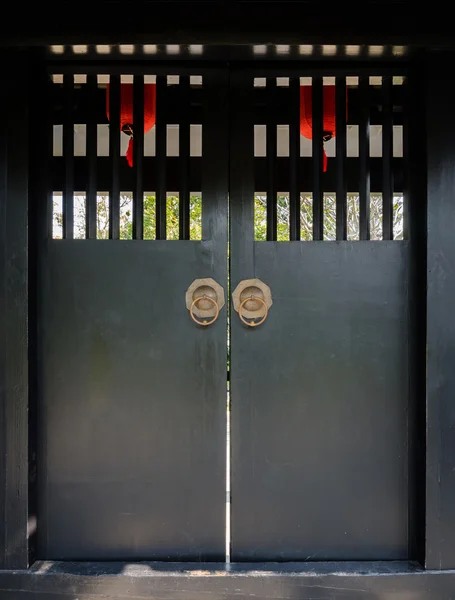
[300,85,338,172]
[106,83,156,167]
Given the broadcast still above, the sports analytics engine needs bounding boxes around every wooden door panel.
[39,241,227,560]
[229,68,415,561]
[231,242,409,560]
[37,68,228,560]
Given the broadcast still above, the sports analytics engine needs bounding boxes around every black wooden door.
[229,68,414,561]
[37,67,228,560]
[37,62,416,563]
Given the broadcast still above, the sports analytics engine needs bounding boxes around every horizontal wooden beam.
[2,561,455,600]
[0,3,453,46]
[51,157,404,194]
[49,85,405,127]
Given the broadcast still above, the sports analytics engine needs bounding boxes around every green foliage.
[53,192,404,241]
[254,194,404,241]
[54,194,203,240]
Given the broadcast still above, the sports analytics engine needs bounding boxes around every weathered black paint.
[0,51,30,571]
[425,54,455,570]
[0,26,453,600]
[231,243,410,560]
[405,66,427,566]
[28,49,52,571]
[38,242,226,560]
[51,157,405,195]
[230,65,414,560]
[37,69,229,560]
[3,561,455,600]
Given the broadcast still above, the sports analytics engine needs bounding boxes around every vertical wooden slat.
[289,77,300,241]
[229,71,255,276]
[156,75,167,240]
[266,77,277,241]
[336,76,347,240]
[179,75,190,240]
[359,76,371,240]
[382,75,394,240]
[404,68,426,565]
[403,75,410,241]
[108,74,120,239]
[312,76,323,241]
[86,74,97,240]
[133,74,144,239]
[63,74,74,239]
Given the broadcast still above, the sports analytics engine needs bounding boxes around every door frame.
[1,39,455,598]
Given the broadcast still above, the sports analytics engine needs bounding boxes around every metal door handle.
[232,278,272,328]
[238,295,268,327]
[190,295,220,326]
[185,278,225,327]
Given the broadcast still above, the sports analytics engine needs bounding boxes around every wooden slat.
[156,76,167,240]
[27,53,52,566]
[312,76,323,241]
[63,74,74,239]
[179,76,190,240]
[86,74,97,239]
[133,74,145,239]
[108,74,120,239]
[402,76,410,241]
[201,70,229,250]
[404,69,425,564]
[229,71,255,276]
[336,76,347,240]
[359,76,371,240]
[266,78,277,241]
[382,76,394,240]
[289,77,300,241]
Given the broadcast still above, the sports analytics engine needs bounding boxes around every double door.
[37,64,412,561]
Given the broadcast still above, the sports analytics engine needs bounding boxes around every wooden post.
[0,49,29,570]
[426,52,455,570]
